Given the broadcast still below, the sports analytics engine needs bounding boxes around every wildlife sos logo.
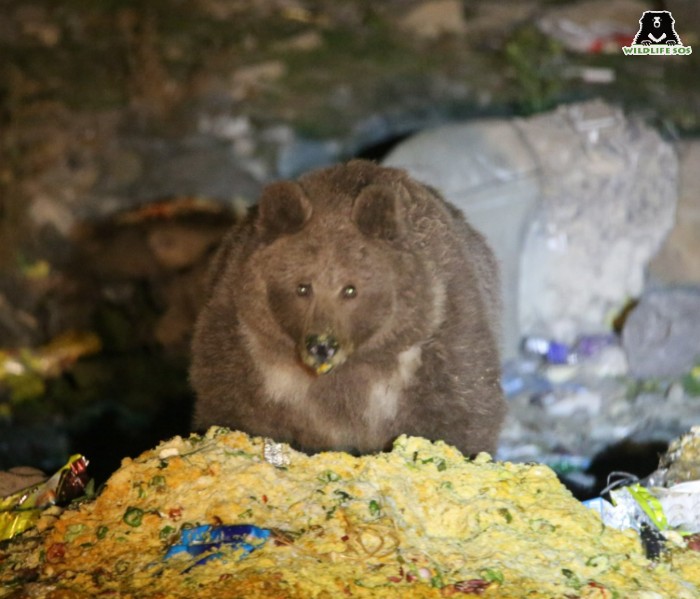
[622,11,692,55]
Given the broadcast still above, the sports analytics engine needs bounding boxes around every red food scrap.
[686,534,700,552]
[585,581,611,597]
[46,543,67,564]
[168,507,183,521]
[442,579,491,595]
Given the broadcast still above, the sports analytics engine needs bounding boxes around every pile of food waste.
[1,428,699,598]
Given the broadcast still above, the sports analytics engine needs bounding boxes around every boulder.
[516,101,677,343]
[649,140,700,285]
[622,287,700,379]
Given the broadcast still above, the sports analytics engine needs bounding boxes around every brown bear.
[190,160,505,456]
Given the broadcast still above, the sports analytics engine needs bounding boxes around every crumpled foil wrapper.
[263,438,292,468]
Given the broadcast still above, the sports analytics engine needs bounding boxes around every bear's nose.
[305,334,339,363]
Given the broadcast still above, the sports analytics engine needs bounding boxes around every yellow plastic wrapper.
[0,331,101,381]
[0,454,89,541]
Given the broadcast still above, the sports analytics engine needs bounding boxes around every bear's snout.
[301,333,343,375]
[653,16,661,27]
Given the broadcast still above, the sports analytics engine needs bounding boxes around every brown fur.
[190,160,505,455]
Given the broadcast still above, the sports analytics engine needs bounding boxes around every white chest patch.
[261,363,312,404]
[366,344,422,428]
[241,321,311,405]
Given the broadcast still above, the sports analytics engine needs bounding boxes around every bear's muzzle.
[302,333,342,375]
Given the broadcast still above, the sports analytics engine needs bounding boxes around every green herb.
[96,525,109,540]
[149,475,166,488]
[368,500,381,517]
[480,568,504,584]
[65,523,87,542]
[498,508,513,523]
[123,506,145,527]
[333,490,351,502]
[430,572,444,588]
[159,525,176,540]
[561,568,582,590]
[223,449,256,459]
[318,470,340,482]
[585,554,610,570]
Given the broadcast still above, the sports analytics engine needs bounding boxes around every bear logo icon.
[190,160,505,457]
[633,11,682,46]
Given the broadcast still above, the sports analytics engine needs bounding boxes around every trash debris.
[520,333,621,369]
[583,426,700,563]
[0,454,89,541]
[522,336,573,365]
[536,0,641,54]
[3,428,699,597]
[0,331,102,407]
[164,524,271,571]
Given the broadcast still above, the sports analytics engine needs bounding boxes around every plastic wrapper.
[0,454,89,541]
[522,336,572,364]
[655,481,700,533]
[584,427,700,559]
[0,331,101,407]
[0,331,101,381]
[584,483,663,532]
[164,524,271,571]
[522,334,618,366]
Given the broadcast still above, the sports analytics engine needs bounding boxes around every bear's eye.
[296,283,312,297]
[341,285,357,299]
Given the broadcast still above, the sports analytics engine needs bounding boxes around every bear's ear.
[351,184,403,241]
[257,181,312,238]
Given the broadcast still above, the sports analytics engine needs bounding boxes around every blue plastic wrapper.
[164,524,271,570]
[522,336,572,365]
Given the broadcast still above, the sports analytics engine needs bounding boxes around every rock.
[546,388,603,418]
[147,223,224,271]
[96,137,262,206]
[230,60,287,101]
[580,345,629,378]
[0,466,46,496]
[276,137,342,178]
[275,30,323,52]
[622,287,700,379]
[649,140,700,285]
[516,100,677,343]
[153,267,208,350]
[399,0,467,39]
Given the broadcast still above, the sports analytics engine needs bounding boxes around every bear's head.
[634,10,681,46]
[249,165,423,376]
